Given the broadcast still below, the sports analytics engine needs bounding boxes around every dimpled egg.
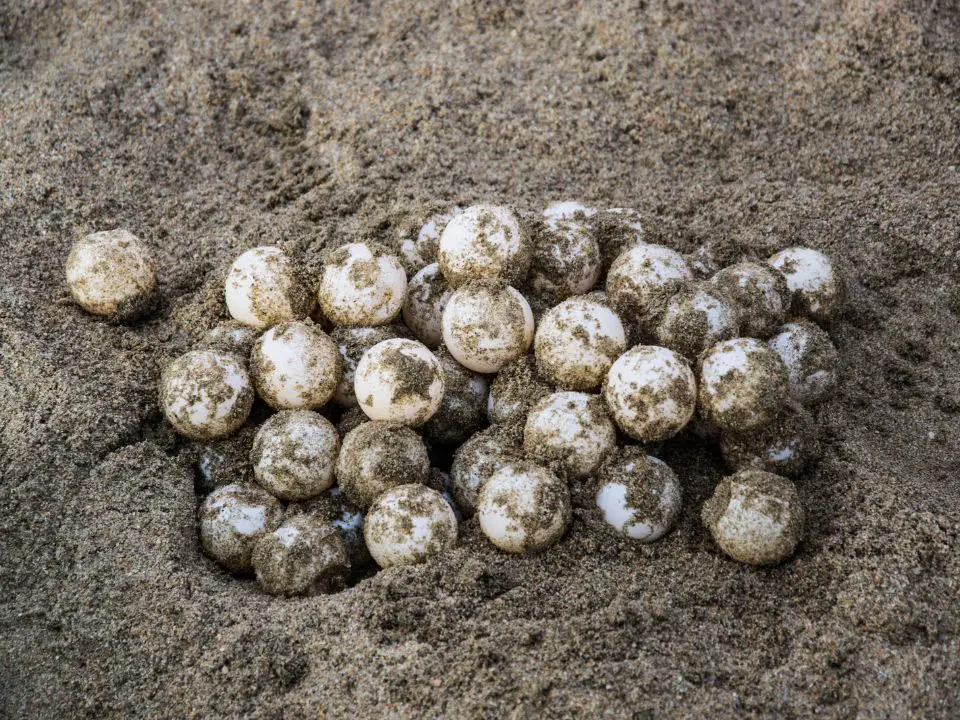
[251,514,349,595]
[768,247,842,322]
[250,410,340,501]
[603,345,697,443]
[364,484,459,568]
[477,460,571,554]
[66,229,157,319]
[421,349,490,446]
[354,338,445,425]
[595,448,682,542]
[437,204,530,288]
[250,321,342,409]
[767,320,840,406]
[160,350,254,440]
[653,285,740,360]
[719,401,822,478]
[317,242,407,326]
[487,355,554,425]
[534,296,627,391]
[528,219,602,301]
[224,246,312,329]
[709,262,790,339]
[450,426,523,516]
[698,338,790,433]
[701,469,805,566]
[607,243,693,332]
[199,483,283,572]
[331,324,408,408]
[523,391,617,479]
[402,263,452,348]
[335,421,430,508]
[441,284,534,373]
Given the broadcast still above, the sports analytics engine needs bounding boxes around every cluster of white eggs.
[66,202,843,595]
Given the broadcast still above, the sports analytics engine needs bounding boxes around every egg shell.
[397,206,459,273]
[487,354,555,425]
[449,426,523,516]
[420,349,489,445]
[595,448,682,542]
[607,243,693,332]
[294,487,372,571]
[160,350,254,440]
[653,285,740,360]
[335,421,430,508]
[252,514,349,595]
[66,229,157,320]
[354,338,445,425]
[709,262,790,339]
[198,483,284,573]
[442,284,534,373]
[402,263,452,348]
[543,200,597,226]
[588,208,646,270]
[224,246,312,329]
[528,219,602,301]
[331,324,408,408]
[768,247,842,322]
[364,484,458,568]
[250,321,342,410]
[317,242,407,326]
[251,410,340,501]
[438,204,530,288]
[523,391,617,479]
[719,401,822,478]
[768,320,840,406]
[198,321,261,359]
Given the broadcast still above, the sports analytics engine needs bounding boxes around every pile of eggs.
[66,202,843,595]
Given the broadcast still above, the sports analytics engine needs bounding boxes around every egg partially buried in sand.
[160,350,254,440]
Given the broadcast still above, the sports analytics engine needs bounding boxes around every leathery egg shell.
[767,320,840,406]
[709,262,789,339]
[331,325,408,408]
[252,514,349,595]
[653,285,740,360]
[250,321,342,410]
[449,426,523,516]
[595,448,682,542]
[199,483,283,573]
[354,338,445,425]
[402,263,452,349]
[335,421,430,508]
[160,350,254,440]
[441,284,534,373]
[364,484,458,568]
[768,247,842,322]
[523,391,617,479]
[606,243,693,331]
[224,246,312,329]
[66,229,157,319]
[528,219,602,301]
[317,242,407,326]
[438,204,530,288]
[719,401,821,479]
[250,410,340,501]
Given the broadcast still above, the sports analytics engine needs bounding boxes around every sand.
[2,1,959,717]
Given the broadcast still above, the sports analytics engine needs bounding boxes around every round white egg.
[768,247,842,322]
[607,243,693,331]
[66,229,156,319]
[224,246,312,329]
[709,262,790,339]
[317,242,407,326]
[250,410,340,501]
[330,325,406,408]
[250,321,342,410]
[595,448,682,542]
[442,285,534,373]
[449,427,523,516]
[529,219,602,300]
[767,320,840,405]
[437,204,530,288]
[653,285,740,360]
[354,338,445,425]
[402,263,452,348]
[160,350,254,440]
[523,391,617,479]
[335,421,430,508]
[198,483,284,573]
[364,484,459,568]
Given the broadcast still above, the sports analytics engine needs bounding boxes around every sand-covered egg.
[709,262,790,339]
[250,410,340,501]
[768,320,840,406]
[589,207,646,270]
[421,349,489,445]
[543,200,597,226]
[402,263,452,348]
[397,206,459,273]
[160,350,254,440]
[66,229,156,319]
[768,247,842,322]
[487,355,554,425]
[607,243,693,332]
[437,204,530,288]
[331,324,407,408]
[528,219,601,301]
[364,484,459,568]
[719,401,821,478]
[603,345,697,443]
[199,483,283,573]
[250,321,342,410]
[317,242,407,326]
[251,514,349,595]
[224,246,312,329]
[354,338,445,425]
[698,338,789,433]
[523,391,617,479]
[297,487,371,571]
[653,285,740,360]
[198,321,260,359]
[535,295,627,391]
[442,284,534,373]
[701,469,805,566]
[685,243,722,280]
[595,448,682,542]
[477,460,571,554]
[450,426,523,516]
[335,421,430,508]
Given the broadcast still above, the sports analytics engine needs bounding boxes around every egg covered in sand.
[523,391,617,479]
[224,246,312,329]
[437,204,530,288]
[441,284,534,373]
[589,207,646,270]
[397,206,460,273]
[487,355,554,425]
[251,514,350,595]
[653,285,740,360]
[595,448,682,542]
[330,324,408,408]
[250,410,340,501]
[198,321,260,360]
[317,242,407,326]
[527,218,602,301]
[768,247,842,322]
[354,338,445,425]
[364,484,459,568]
[198,483,283,573]
[606,243,693,332]
[719,401,822,479]
[335,421,430,508]
[250,321,342,410]
[449,426,523,516]
[420,348,489,446]
[402,263,452,349]
[767,320,840,406]
[160,350,254,440]
[66,229,157,320]
[709,262,790,339]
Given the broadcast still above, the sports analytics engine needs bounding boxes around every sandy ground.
[2,1,959,717]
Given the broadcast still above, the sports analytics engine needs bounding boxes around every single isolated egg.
[595,448,682,542]
[709,262,790,339]
[224,246,312,329]
[331,324,408,408]
[719,401,822,479]
[442,284,534,373]
[250,410,340,501]
[66,229,157,320]
[160,350,254,440]
[698,337,789,433]
[487,355,554,425]
[477,460,571,554]
[449,426,523,516]
[198,321,260,360]
[607,243,693,333]
[335,421,430,508]
[199,483,283,573]
[768,247,842,322]
[523,391,617,479]
[701,469,805,566]
[767,320,840,406]
[420,348,489,446]
[364,484,459,568]
[437,204,530,288]
[354,338,445,425]
[653,284,741,360]
[603,345,697,443]
[590,207,646,270]
[250,321,342,410]
[402,263,452,348]
[317,242,407,326]
[251,514,349,595]
[528,219,602,301]
[397,206,459,273]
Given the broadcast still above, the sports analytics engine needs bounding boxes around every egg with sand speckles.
[768,247,842,322]
[767,320,840,406]
[606,243,692,331]
[523,391,617,479]
[402,263,452,349]
[442,284,534,373]
[438,204,530,288]
[250,321,342,410]
[199,483,283,573]
[252,514,349,595]
[66,229,157,320]
[709,262,790,339]
[595,448,682,542]
[160,350,254,440]
[364,484,458,568]
[335,421,430,508]
[250,410,340,501]
[354,338,445,425]
[224,246,312,329]
[317,242,407,326]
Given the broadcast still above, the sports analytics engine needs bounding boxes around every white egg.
[398,207,459,272]
[354,338,445,425]
[607,243,693,331]
[199,321,261,359]
[335,421,430,508]
[437,204,530,287]
[653,285,741,360]
[160,350,254,440]
[603,345,696,442]
[402,263,452,348]
[330,325,406,408]
[224,246,312,329]
[595,448,682,542]
[250,410,340,501]
[534,295,627,391]
[477,461,571,554]
[250,321,342,410]
[449,427,523,516]
[317,242,407,326]
[709,262,790,338]
[768,247,842,322]
[543,200,597,227]
[523,391,617,479]
[199,483,283,572]
[251,514,349,595]
[442,285,534,373]
[364,484,459,568]
[65,229,156,319]
[529,219,602,300]
[767,320,840,405]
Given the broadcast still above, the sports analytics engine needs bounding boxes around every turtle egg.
[336,407,369,437]
[523,391,617,479]
[251,514,349,595]
[767,320,840,406]
[449,426,523,516]
[354,338,445,425]
[398,207,459,273]
[250,410,340,501]
[768,247,842,322]
[535,295,627,391]
[198,321,260,359]
[250,321,342,410]
[442,284,534,373]
[477,460,571,554]
[590,207,646,270]
[364,484,459,568]
[402,263,452,348]
[317,242,407,326]
[685,243,722,280]
[543,200,597,227]
[224,246,312,329]
[709,262,790,339]
[719,401,821,478]
[595,448,682,542]
[66,229,156,319]
[701,469,805,566]
[607,243,693,332]
[199,483,283,573]
[160,350,254,440]
[297,487,371,571]
[698,338,789,433]
[603,345,697,443]
[421,349,489,446]
[335,421,430,508]
[437,204,530,288]
[487,355,554,425]
[653,285,740,360]
[331,325,407,408]
[528,219,602,301]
